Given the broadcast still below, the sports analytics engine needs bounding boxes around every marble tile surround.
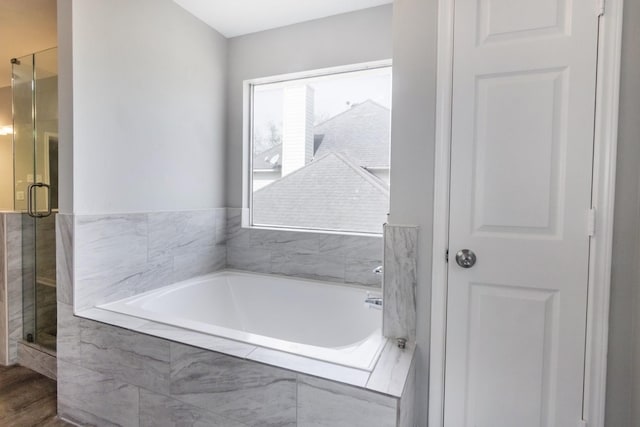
[0,213,59,364]
[1,213,58,366]
[383,224,419,341]
[0,213,9,365]
[36,282,57,347]
[139,389,247,427]
[73,208,382,313]
[0,215,6,365]
[3,213,23,365]
[59,210,418,425]
[16,341,57,380]
[58,302,415,427]
[36,214,57,285]
[399,358,417,427]
[75,305,415,394]
[298,374,397,427]
[226,208,383,287]
[21,216,36,344]
[73,209,227,311]
[56,214,73,306]
[367,340,416,397]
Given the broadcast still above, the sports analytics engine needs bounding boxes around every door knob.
[455,249,477,268]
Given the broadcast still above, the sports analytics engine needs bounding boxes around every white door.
[444,1,600,426]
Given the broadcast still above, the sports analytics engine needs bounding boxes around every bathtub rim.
[73,305,415,399]
[130,267,385,298]
[97,269,386,371]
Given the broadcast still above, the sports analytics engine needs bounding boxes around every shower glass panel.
[12,48,58,351]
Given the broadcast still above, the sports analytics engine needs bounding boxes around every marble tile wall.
[5,213,23,364]
[72,208,382,314]
[21,216,35,342]
[170,344,297,426]
[366,340,416,397]
[0,215,6,365]
[398,358,417,427]
[298,374,397,427]
[35,283,57,348]
[73,209,227,311]
[1,213,60,365]
[28,215,58,349]
[57,302,402,427]
[58,211,416,426]
[35,214,57,284]
[16,341,57,380]
[383,224,419,342]
[56,214,73,306]
[226,208,383,288]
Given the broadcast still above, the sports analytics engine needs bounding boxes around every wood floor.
[0,365,70,426]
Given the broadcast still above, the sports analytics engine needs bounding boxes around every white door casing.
[443,1,600,426]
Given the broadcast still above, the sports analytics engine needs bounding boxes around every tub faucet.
[373,265,383,275]
[365,294,383,309]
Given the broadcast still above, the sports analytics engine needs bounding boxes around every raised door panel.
[466,283,559,427]
[478,0,568,44]
[473,68,567,237]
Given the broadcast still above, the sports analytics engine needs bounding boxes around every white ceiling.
[0,0,57,88]
[173,0,393,38]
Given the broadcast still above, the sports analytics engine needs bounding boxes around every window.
[248,64,392,235]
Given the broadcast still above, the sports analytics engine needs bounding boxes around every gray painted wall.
[68,0,227,214]
[390,2,640,426]
[225,5,393,207]
[57,0,73,214]
[56,0,640,425]
[606,0,640,425]
[388,0,437,425]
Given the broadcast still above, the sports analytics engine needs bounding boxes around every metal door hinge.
[445,249,449,263]
[596,0,605,16]
[588,208,596,237]
[578,419,587,427]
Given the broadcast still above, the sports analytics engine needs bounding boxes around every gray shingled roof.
[253,152,389,234]
[314,100,390,168]
[253,99,390,170]
[253,144,282,170]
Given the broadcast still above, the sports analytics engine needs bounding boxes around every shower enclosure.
[12,48,58,352]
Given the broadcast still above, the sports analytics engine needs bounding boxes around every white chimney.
[281,85,314,176]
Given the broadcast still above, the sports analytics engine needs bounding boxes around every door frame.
[428,1,625,426]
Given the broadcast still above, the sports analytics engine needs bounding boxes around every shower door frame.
[12,48,59,351]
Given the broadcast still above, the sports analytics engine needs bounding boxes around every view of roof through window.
[251,66,392,234]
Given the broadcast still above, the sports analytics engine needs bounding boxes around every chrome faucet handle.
[364,293,383,309]
[373,265,383,275]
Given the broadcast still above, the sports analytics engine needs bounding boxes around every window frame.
[242,59,393,236]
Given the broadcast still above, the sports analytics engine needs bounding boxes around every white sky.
[253,67,392,137]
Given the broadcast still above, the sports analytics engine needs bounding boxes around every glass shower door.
[12,48,58,351]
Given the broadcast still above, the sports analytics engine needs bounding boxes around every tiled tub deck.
[59,305,415,427]
[56,211,417,426]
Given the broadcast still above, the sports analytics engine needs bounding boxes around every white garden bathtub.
[98,270,386,371]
